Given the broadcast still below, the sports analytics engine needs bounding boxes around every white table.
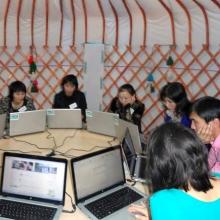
[0,129,148,219]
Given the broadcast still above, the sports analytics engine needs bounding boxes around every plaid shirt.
[209,134,220,173]
[0,96,35,130]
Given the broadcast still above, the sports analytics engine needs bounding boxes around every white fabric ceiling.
[0,0,220,47]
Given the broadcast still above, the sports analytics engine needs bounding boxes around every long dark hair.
[160,82,191,116]
[145,122,212,193]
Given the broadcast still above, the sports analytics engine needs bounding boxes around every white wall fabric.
[0,0,220,47]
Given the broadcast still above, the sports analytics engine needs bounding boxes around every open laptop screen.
[122,129,136,175]
[72,146,125,203]
[123,128,136,155]
[1,153,67,205]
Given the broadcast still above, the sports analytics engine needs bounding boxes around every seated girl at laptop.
[108,84,145,132]
[129,122,220,220]
[53,74,87,122]
[159,82,191,127]
[0,81,35,129]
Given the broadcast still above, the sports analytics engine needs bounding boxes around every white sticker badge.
[18,106,27,112]
[69,102,78,109]
[130,108,134,115]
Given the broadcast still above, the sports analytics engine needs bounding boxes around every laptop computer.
[86,110,119,137]
[71,145,147,220]
[0,152,67,220]
[9,110,47,136]
[47,109,82,129]
[122,128,147,183]
[0,113,6,138]
[115,118,142,153]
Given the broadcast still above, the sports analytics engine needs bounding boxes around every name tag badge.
[130,108,134,115]
[18,106,27,112]
[47,109,55,116]
[86,110,93,118]
[10,113,19,121]
[69,102,78,109]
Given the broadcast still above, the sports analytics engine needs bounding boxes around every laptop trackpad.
[104,207,137,220]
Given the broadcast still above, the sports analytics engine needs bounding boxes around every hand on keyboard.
[128,202,149,220]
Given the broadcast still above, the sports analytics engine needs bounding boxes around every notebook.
[86,110,119,137]
[0,152,67,220]
[9,110,46,136]
[122,128,147,183]
[47,109,82,129]
[71,146,146,220]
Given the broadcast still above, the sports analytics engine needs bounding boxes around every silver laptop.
[115,119,142,153]
[122,129,147,183]
[86,110,119,137]
[71,146,147,220]
[47,109,82,129]
[0,152,67,220]
[0,113,6,138]
[9,110,46,136]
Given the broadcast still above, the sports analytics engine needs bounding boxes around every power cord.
[12,138,52,151]
[55,142,118,158]
[12,132,78,158]
[54,135,117,157]
[55,145,107,158]
[47,129,78,150]
[12,138,58,156]
[62,192,76,214]
[45,129,78,157]
[12,131,115,158]
[55,130,78,150]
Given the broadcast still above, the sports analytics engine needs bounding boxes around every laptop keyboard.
[85,187,143,219]
[0,199,57,220]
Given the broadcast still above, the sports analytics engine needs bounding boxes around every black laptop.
[122,128,147,182]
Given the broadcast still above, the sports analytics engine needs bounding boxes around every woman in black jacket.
[108,84,145,132]
[53,74,87,122]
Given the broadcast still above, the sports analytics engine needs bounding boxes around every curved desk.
[0,129,147,220]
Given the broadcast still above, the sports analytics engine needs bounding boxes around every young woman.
[0,80,35,114]
[53,74,87,122]
[159,82,191,127]
[129,122,220,220]
[108,84,145,132]
[0,81,35,131]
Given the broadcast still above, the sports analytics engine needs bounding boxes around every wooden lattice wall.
[0,46,84,108]
[103,45,220,132]
[0,45,220,132]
